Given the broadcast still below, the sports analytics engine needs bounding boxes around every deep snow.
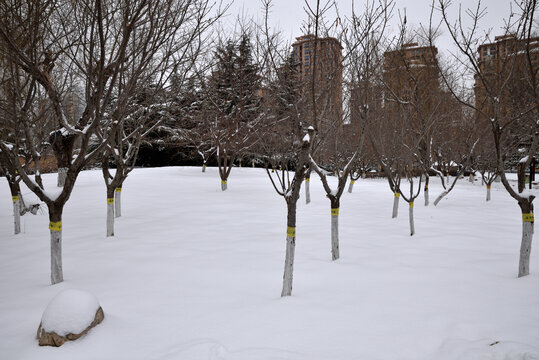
[0,167,538,359]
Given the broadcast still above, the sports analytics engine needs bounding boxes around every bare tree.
[0,0,219,284]
[199,31,263,190]
[435,0,538,276]
[307,0,391,258]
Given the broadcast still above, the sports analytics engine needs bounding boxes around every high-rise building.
[292,34,343,130]
[474,34,539,120]
[383,42,439,117]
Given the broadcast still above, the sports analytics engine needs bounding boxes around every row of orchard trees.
[0,0,536,294]
[0,0,222,283]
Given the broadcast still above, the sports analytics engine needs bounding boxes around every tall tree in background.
[203,34,262,190]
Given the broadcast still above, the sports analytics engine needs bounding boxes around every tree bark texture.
[433,191,448,206]
[282,202,297,297]
[519,212,534,277]
[348,180,355,193]
[409,202,415,236]
[114,188,122,218]
[305,178,311,204]
[392,193,400,218]
[48,206,64,284]
[13,196,21,234]
[106,201,114,237]
[331,208,340,260]
[57,168,68,187]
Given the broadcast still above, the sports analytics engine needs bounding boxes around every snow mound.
[41,289,101,337]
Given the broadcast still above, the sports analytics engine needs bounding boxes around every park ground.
[0,166,538,359]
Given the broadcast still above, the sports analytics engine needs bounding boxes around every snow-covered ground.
[1,167,538,360]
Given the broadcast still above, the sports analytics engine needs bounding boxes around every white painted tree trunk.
[281,229,296,297]
[348,180,355,193]
[392,193,399,218]
[469,174,474,183]
[57,167,68,187]
[221,180,227,191]
[114,188,122,218]
[49,223,63,284]
[433,191,448,206]
[518,218,534,277]
[486,185,491,202]
[106,199,114,237]
[331,209,339,260]
[305,179,311,204]
[409,202,415,236]
[424,187,429,206]
[13,196,20,234]
[202,164,206,172]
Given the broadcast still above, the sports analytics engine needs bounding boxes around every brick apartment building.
[474,34,539,120]
[383,42,440,117]
[292,34,343,131]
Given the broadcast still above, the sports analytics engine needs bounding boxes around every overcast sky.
[226,0,514,54]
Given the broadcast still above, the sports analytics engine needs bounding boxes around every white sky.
[226,0,514,54]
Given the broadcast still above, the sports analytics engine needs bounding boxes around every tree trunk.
[486,185,491,202]
[348,180,355,193]
[330,201,340,260]
[114,187,122,218]
[13,195,21,235]
[517,163,526,193]
[57,168,68,187]
[433,191,448,206]
[424,185,429,206]
[305,177,311,204]
[282,201,297,297]
[202,163,206,172]
[106,188,114,237]
[409,201,415,236]
[221,180,227,191]
[392,192,400,218]
[48,205,64,284]
[8,180,22,234]
[518,209,534,277]
[469,173,474,183]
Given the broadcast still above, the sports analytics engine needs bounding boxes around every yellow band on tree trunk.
[487,185,491,189]
[12,196,19,202]
[305,178,310,182]
[331,208,339,215]
[522,213,534,222]
[49,221,62,231]
[107,198,114,204]
[115,188,122,192]
[221,180,227,184]
[350,180,355,184]
[409,202,414,208]
[394,193,400,198]
[286,226,296,237]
